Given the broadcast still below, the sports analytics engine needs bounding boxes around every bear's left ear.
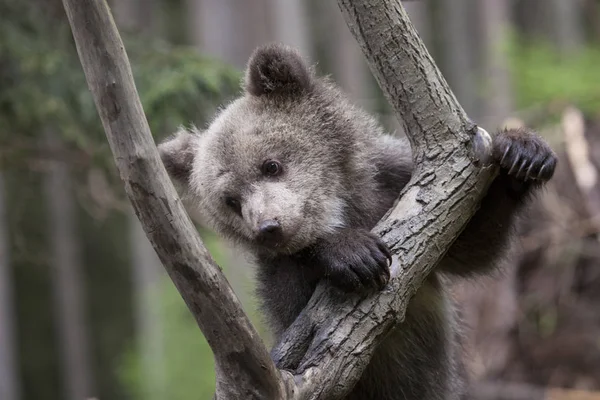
[158,128,196,184]
[244,43,314,97]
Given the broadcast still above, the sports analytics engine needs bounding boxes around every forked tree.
[60,0,499,398]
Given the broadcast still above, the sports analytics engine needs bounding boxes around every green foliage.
[508,40,600,116]
[0,0,241,170]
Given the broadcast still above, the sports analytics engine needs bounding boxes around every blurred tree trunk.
[112,0,159,36]
[514,0,585,55]
[129,213,165,399]
[269,0,312,58]
[43,131,94,400]
[461,0,517,381]
[320,0,370,107]
[478,0,513,128]
[0,173,20,400]
[549,0,584,55]
[188,0,271,68]
[435,0,479,120]
[188,0,238,65]
[403,0,432,50]
[513,0,551,41]
[584,0,600,43]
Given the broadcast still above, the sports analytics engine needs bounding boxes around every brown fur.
[159,43,557,399]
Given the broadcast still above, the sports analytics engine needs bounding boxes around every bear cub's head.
[159,44,379,257]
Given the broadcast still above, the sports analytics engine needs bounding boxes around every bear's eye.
[262,159,282,177]
[225,196,242,216]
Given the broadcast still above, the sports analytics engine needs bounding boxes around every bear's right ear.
[244,43,314,97]
[158,128,196,183]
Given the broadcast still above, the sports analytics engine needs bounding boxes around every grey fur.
[159,43,556,399]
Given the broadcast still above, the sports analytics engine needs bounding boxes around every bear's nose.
[257,219,283,243]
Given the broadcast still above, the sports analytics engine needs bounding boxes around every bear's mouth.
[254,228,307,256]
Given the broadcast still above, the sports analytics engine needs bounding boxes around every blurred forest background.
[1,0,600,399]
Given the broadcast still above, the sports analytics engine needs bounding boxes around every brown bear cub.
[159,43,556,400]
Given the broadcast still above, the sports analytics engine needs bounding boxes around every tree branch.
[62,0,496,399]
[60,1,289,398]
[269,1,497,398]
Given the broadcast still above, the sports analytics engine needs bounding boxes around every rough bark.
[270,3,496,398]
[61,0,496,398]
[61,1,288,398]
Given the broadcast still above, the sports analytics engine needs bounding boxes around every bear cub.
[159,44,556,400]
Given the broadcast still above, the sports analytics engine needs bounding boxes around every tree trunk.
[0,173,20,400]
[549,0,584,55]
[61,0,497,398]
[478,0,513,147]
[43,130,94,400]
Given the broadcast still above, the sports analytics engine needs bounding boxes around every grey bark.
[0,173,20,400]
[43,130,94,400]
[61,1,287,398]
[61,0,496,398]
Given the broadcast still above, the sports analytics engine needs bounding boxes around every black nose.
[257,219,283,242]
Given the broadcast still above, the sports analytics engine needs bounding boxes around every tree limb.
[270,1,497,398]
[60,1,289,398]
[61,0,496,399]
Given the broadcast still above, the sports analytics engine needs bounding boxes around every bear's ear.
[244,43,314,97]
[158,128,196,183]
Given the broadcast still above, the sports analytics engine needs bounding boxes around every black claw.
[500,143,512,165]
[537,164,546,180]
[516,158,528,178]
[525,161,538,181]
[493,128,557,185]
[374,240,392,265]
[315,229,392,293]
[508,154,521,175]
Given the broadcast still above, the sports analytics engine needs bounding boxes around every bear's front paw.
[314,229,391,293]
[493,127,557,183]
